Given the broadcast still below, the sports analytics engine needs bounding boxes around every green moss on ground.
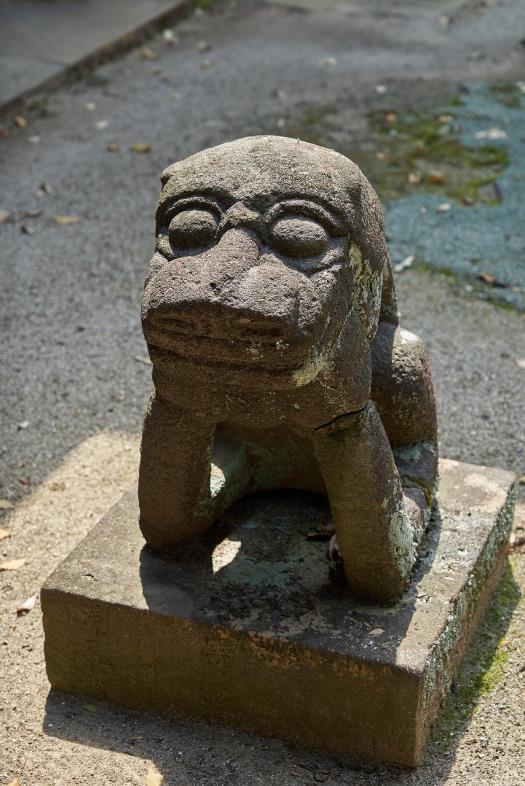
[430,560,521,753]
[489,83,523,109]
[364,110,509,202]
[281,95,509,205]
[283,103,337,148]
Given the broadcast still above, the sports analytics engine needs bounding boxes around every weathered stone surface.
[41,459,516,767]
[139,136,438,601]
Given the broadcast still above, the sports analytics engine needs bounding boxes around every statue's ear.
[346,174,392,340]
[379,256,399,325]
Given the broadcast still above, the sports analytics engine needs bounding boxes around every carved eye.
[269,216,329,258]
[169,209,218,249]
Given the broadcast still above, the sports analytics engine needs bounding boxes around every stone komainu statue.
[139,136,437,602]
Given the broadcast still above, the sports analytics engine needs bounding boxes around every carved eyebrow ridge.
[158,193,349,238]
[158,195,224,232]
[264,199,347,235]
[164,195,223,218]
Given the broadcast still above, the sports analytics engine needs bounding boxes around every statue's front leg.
[313,400,415,602]
[138,394,216,551]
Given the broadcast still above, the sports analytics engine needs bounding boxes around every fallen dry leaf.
[385,112,396,124]
[50,480,66,492]
[305,521,334,541]
[0,499,14,509]
[375,151,388,161]
[0,558,26,571]
[130,143,152,153]
[107,142,119,153]
[140,46,158,60]
[0,528,11,541]
[83,703,97,712]
[0,209,10,223]
[14,115,27,128]
[370,628,384,636]
[50,215,80,225]
[146,765,164,786]
[427,170,446,185]
[17,593,37,614]
[407,171,421,184]
[478,271,496,285]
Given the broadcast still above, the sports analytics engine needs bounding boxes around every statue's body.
[139,136,437,602]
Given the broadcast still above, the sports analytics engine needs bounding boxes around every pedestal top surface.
[44,459,515,674]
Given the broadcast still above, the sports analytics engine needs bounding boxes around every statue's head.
[142,136,389,391]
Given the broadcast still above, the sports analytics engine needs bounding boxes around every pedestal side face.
[41,459,516,767]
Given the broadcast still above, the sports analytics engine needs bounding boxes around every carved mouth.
[150,313,288,348]
[143,305,342,382]
[143,307,310,372]
[145,330,302,371]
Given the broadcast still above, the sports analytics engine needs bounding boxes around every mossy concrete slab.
[41,459,516,767]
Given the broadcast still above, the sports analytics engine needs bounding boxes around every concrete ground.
[1,0,524,784]
[0,0,192,112]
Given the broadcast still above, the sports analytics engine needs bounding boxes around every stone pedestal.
[41,459,516,767]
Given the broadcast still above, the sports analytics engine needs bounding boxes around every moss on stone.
[430,559,521,753]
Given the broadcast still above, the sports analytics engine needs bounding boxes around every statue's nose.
[145,226,262,318]
[220,202,262,236]
[206,225,262,272]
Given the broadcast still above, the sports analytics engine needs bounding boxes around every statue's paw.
[402,486,433,547]
[327,533,344,578]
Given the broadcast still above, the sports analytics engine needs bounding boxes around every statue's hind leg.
[313,400,416,602]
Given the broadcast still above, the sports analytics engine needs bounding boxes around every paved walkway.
[0,0,190,112]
